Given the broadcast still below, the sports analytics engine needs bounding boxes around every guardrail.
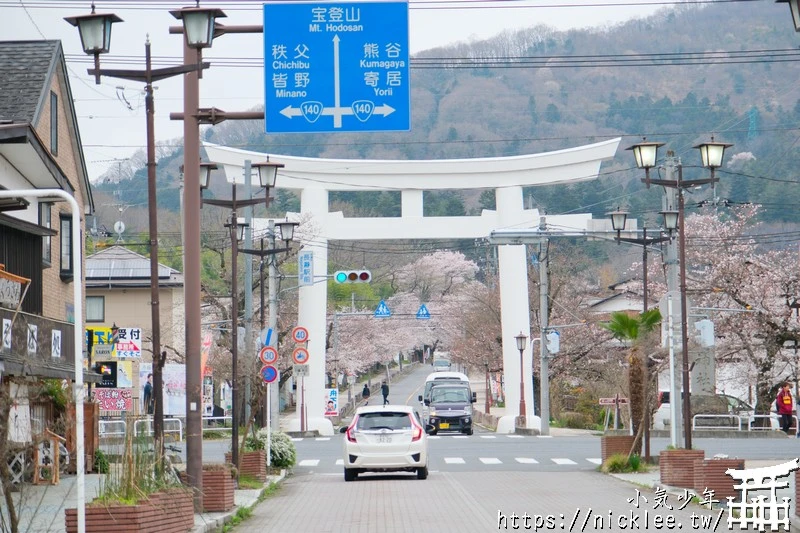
[747,414,789,431]
[692,414,741,431]
[99,417,184,441]
[202,416,233,433]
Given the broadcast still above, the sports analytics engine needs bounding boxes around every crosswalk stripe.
[479,435,497,439]
[428,435,441,439]
[452,436,468,439]
[515,458,539,464]
[315,437,331,441]
[291,438,303,442]
[506,435,524,439]
[479,457,502,464]
[552,458,577,465]
[335,459,344,466]
[298,459,320,467]
[537,435,554,439]
[444,457,466,464]
[587,458,602,465]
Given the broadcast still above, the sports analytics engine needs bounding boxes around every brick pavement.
[234,470,726,533]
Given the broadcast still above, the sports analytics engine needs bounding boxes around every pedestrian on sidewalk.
[776,382,794,434]
[362,383,371,405]
[381,381,389,405]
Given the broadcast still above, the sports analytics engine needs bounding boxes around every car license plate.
[377,434,392,443]
[440,422,450,429]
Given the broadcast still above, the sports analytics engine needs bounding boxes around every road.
[229,363,799,531]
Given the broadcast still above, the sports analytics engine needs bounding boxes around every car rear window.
[356,412,413,430]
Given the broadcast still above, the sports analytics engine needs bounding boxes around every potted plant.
[225,436,267,483]
[180,463,236,512]
[659,447,705,488]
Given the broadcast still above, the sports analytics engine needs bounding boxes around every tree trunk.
[0,382,20,533]
[628,349,644,455]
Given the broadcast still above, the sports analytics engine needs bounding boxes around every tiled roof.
[0,40,59,123]
[86,245,181,281]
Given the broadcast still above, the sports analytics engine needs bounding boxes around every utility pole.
[244,161,254,428]
[268,220,280,431]
[538,217,551,436]
[662,155,683,447]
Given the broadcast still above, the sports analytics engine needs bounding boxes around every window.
[39,203,52,266]
[60,215,72,280]
[50,92,58,156]
[86,296,105,322]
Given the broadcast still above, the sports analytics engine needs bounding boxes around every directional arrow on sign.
[279,103,395,120]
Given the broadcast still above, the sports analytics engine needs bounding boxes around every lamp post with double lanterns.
[200,160,283,469]
[165,5,265,508]
[65,4,209,470]
[626,137,732,450]
[607,209,670,462]
[515,332,527,425]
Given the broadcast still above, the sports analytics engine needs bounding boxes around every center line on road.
[444,457,466,464]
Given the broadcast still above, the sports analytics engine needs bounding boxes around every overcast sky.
[5,1,666,181]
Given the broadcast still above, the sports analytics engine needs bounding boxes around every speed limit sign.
[291,326,309,343]
[258,346,278,365]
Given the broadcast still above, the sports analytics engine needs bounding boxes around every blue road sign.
[416,304,431,320]
[374,300,391,318]
[263,1,410,133]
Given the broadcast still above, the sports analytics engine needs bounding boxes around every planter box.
[601,435,636,464]
[65,488,193,533]
[181,468,235,512]
[660,449,705,488]
[694,458,745,501]
[226,450,267,483]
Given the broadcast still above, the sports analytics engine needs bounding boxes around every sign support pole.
[266,382,271,467]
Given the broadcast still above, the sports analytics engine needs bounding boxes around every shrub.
[255,428,297,468]
[601,453,644,473]
[94,449,109,474]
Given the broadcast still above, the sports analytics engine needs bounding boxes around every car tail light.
[345,420,358,443]
[411,415,423,442]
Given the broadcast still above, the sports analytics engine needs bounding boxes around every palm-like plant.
[602,309,662,456]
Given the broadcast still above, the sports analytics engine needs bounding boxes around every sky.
[4,0,666,181]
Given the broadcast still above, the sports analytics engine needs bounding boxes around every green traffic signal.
[333,270,371,283]
[335,272,348,283]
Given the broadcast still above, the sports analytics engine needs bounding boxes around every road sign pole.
[266,382,271,467]
[300,376,306,433]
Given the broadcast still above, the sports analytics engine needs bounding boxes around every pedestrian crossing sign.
[374,300,391,318]
[416,304,431,320]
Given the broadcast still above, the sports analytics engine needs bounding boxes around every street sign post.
[416,304,430,320]
[260,365,279,383]
[292,326,309,343]
[293,347,310,364]
[258,346,279,365]
[263,1,410,133]
[294,364,310,377]
[374,300,391,318]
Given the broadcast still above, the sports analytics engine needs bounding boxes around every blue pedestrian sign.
[374,300,391,318]
[416,304,430,320]
[263,1,410,133]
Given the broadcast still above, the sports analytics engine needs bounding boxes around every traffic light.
[333,270,371,283]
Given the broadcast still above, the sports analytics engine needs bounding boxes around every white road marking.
[537,435,554,439]
[298,459,320,467]
[291,438,304,442]
[336,459,344,466]
[552,458,577,465]
[586,458,602,465]
[315,437,331,441]
[479,457,502,464]
[479,435,497,439]
[444,457,466,464]
[506,435,524,439]
[515,458,539,464]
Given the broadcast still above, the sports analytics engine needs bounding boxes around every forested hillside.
[92,1,800,236]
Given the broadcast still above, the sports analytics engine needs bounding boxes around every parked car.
[422,383,477,435]
[339,404,431,481]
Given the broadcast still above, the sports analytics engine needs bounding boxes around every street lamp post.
[65,6,209,468]
[168,6,264,509]
[201,161,284,468]
[778,0,800,31]
[484,361,491,414]
[627,138,732,450]
[515,332,527,425]
[608,209,670,462]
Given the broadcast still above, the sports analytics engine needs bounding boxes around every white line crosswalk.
[295,457,601,468]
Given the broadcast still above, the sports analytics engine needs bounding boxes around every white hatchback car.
[340,404,430,481]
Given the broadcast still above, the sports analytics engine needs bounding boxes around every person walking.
[381,381,390,405]
[776,382,794,435]
[143,373,154,415]
[362,383,371,405]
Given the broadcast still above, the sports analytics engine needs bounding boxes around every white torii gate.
[205,138,621,436]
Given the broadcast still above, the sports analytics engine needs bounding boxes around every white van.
[418,371,470,424]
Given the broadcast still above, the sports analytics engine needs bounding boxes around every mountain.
[92,1,800,234]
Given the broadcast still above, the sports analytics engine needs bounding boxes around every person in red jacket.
[776,382,794,434]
